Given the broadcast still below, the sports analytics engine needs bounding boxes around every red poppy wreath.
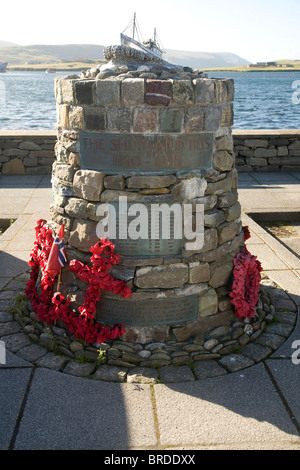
[25,219,131,344]
[229,226,263,319]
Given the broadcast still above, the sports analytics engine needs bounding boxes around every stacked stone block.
[0,132,56,175]
[234,130,300,172]
[51,75,244,343]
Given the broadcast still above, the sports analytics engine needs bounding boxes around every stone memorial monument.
[47,25,248,347]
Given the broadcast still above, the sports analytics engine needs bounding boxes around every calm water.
[0,70,300,130]
[211,71,300,129]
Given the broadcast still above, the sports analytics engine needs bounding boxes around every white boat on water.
[120,13,165,61]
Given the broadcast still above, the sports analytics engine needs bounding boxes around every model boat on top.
[121,13,165,61]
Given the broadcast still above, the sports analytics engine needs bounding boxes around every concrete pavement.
[0,172,300,451]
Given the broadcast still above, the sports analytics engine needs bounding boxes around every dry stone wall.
[234,130,300,172]
[2,129,300,175]
[0,131,56,174]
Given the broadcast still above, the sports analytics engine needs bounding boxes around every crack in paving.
[8,366,36,450]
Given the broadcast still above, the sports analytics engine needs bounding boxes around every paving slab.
[0,251,30,277]
[0,368,33,450]
[0,278,11,291]
[245,244,288,270]
[0,214,33,242]
[270,308,300,359]
[250,233,300,269]
[0,198,31,217]
[261,271,300,306]
[266,359,300,426]
[249,173,300,183]
[261,183,300,193]
[0,188,37,198]
[268,192,300,208]
[14,368,157,450]
[281,238,300,257]
[0,172,300,451]
[238,189,285,210]
[154,363,300,449]
[0,349,32,368]
[237,173,257,182]
[23,198,52,215]
[0,175,44,188]
[35,175,51,188]
[293,173,300,181]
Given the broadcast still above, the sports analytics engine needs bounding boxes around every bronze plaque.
[97,296,198,325]
[108,200,182,256]
[79,132,213,173]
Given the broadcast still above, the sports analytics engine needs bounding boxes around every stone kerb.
[51,74,242,344]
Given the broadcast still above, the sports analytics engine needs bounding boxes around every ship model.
[120,13,165,61]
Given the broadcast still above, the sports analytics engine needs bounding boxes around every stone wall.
[1,129,300,175]
[0,130,56,175]
[233,129,300,172]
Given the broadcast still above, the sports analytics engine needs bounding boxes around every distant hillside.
[24,44,105,61]
[0,44,104,64]
[0,40,19,48]
[0,42,250,68]
[165,50,250,68]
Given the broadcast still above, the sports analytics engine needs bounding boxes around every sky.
[2,0,300,63]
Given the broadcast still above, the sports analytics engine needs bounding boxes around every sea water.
[212,71,300,129]
[0,70,300,130]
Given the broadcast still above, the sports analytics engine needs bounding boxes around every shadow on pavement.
[155,360,300,447]
[0,251,30,278]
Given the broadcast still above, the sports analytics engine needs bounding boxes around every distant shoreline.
[6,60,104,72]
[205,68,300,73]
[5,61,300,73]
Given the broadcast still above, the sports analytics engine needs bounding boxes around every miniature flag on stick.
[46,224,67,280]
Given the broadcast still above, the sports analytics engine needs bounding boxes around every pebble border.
[0,271,297,384]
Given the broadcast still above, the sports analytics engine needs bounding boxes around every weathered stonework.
[48,68,245,343]
[0,131,55,175]
[234,130,300,172]
[2,130,300,175]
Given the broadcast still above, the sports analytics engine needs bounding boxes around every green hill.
[0,43,105,65]
[164,50,250,68]
[0,42,250,69]
[0,40,19,48]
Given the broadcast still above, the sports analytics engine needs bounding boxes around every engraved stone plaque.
[79,132,214,173]
[105,200,183,256]
[97,296,198,325]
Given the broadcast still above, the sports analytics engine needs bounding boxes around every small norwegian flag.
[46,224,67,279]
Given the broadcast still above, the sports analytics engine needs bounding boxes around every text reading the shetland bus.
[79,132,214,172]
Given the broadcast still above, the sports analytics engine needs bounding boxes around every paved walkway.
[0,172,300,451]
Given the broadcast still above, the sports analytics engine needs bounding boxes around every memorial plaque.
[97,296,199,325]
[104,200,183,256]
[79,132,214,173]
